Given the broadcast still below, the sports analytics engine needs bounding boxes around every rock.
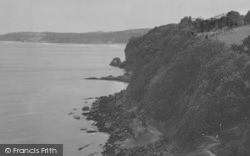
[82,112,88,116]
[82,106,90,111]
[68,112,73,115]
[85,77,99,80]
[109,57,122,67]
[84,97,94,100]
[78,147,84,151]
[119,61,126,68]
[85,72,130,83]
[73,115,80,120]
[80,128,87,131]
[78,144,92,150]
[86,130,97,133]
[100,74,130,83]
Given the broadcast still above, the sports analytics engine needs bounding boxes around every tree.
[231,44,244,53]
[232,36,250,55]
[226,11,242,27]
[180,16,193,27]
[192,18,203,32]
[218,16,228,28]
[244,11,250,24]
[243,36,250,55]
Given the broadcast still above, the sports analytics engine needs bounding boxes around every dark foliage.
[231,36,250,55]
[244,10,250,24]
[179,11,244,33]
[226,11,242,27]
[124,19,250,155]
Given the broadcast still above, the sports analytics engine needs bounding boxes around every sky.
[0,0,249,34]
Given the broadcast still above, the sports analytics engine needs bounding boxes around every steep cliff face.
[123,24,250,155]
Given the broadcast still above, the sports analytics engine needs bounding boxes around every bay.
[0,42,127,156]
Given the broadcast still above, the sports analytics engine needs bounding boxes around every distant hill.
[217,25,250,45]
[0,29,150,44]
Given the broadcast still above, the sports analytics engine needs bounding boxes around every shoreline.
[0,41,127,47]
[85,73,131,83]
[84,91,168,156]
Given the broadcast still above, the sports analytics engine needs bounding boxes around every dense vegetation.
[122,14,250,155]
[180,10,250,33]
[0,29,150,44]
[245,11,250,24]
[231,36,250,55]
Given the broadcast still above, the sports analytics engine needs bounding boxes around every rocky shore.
[85,73,131,83]
[83,92,250,156]
[83,91,171,156]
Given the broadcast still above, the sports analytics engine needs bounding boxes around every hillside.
[122,23,250,155]
[217,25,250,45]
[87,21,250,155]
[0,29,150,44]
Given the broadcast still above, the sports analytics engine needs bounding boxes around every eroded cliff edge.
[86,23,250,156]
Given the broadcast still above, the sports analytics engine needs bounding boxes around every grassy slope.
[217,25,250,45]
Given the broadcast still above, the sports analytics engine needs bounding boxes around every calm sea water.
[0,42,127,156]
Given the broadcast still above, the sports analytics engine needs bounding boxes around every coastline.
[84,91,168,156]
[0,41,127,47]
[85,73,131,83]
[82,55,168,155]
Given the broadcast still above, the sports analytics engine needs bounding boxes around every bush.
[231,44,244,53]
[231,36,250,55]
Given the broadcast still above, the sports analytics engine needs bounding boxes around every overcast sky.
[0,0,249,34]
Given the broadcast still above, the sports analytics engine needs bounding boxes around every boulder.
[73,115,80,120]
[109,57,122,67]
[82,106,90,111]
[86,130,97,133]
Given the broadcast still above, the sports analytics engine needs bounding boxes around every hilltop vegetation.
[180,10,248,33]
[0,29,150,44]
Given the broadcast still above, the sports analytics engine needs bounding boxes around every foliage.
[178,11,244,33]
[231,43,244,53]
[244,10,250,24]
[231,36,250,55]
[124,18,250,155]
[179,16,193,28]
[226,11,242,26]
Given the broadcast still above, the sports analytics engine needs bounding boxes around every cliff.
[119,22,250,155]
[86,21,250,156]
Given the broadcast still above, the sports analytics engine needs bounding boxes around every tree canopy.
[181,10,244,33]
[245,11,250,24]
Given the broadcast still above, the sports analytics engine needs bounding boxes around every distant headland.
[0,29,150,44]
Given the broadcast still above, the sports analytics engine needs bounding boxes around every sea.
[0,42,127,156]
